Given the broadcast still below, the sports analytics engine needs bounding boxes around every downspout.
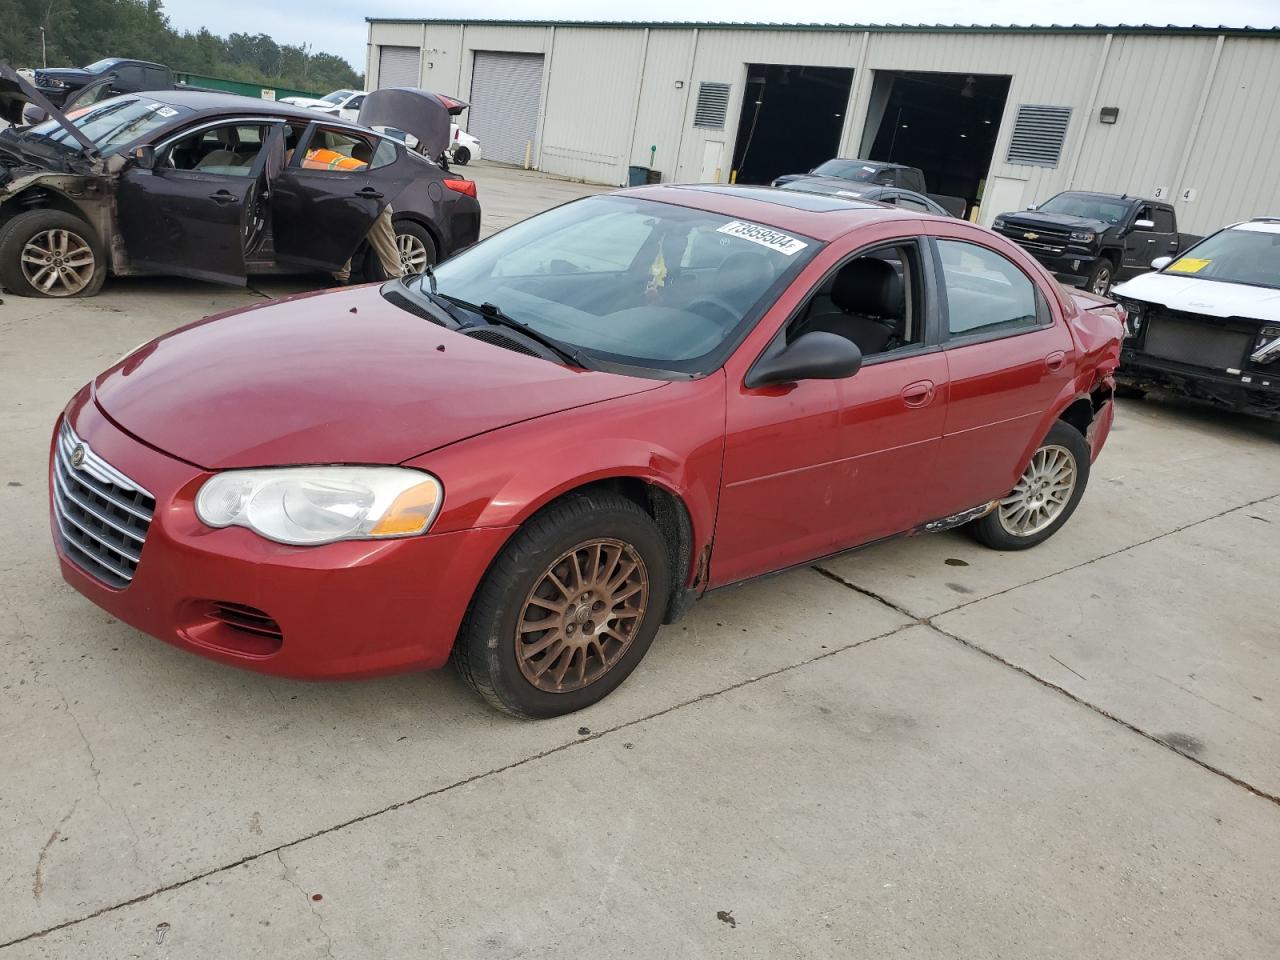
[534,25,556,170]
[623,28,652,185]
[671,28,700,182]
[455,23,466,101]
[419,22,428,88]
[1171,34,1225,204]
[1064,32,1113,189]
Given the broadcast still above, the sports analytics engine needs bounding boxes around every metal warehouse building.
[364,19,1280,233]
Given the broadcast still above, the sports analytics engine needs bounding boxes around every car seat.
[797,258,904,354]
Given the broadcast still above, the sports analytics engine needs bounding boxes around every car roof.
[619,184,943,241]
[136,89,330,120]
[1234,218,1280,234]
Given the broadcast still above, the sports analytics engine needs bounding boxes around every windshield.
[1163,224,1280,289]
[322,90,353,104]
[1037,193,1131,224]
[83,59,120,73]
[810,159,884,182]
[27,96,192,153]
[414,195,820,375]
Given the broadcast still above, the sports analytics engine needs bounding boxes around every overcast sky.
[161,0,1280,75]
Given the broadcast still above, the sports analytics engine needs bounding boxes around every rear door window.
[937,239,1041,338]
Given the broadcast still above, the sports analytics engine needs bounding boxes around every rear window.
[811,159,885,182]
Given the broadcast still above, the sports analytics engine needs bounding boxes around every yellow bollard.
[524,140,532,170]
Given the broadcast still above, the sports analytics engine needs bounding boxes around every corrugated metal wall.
[368,21,1280,234]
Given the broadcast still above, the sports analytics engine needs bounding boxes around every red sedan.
[49,185,1123,717]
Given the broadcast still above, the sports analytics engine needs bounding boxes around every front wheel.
[0,209,106,298]
[1086,259,1114,296]
[453,491,670,718]
[968,420,1091,551]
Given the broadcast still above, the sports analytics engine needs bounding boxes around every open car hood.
[357,89,467,160]
[0,63,99,157]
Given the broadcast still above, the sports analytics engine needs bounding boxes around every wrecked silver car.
[0,65,479,297]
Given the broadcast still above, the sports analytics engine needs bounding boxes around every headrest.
[831,258,903,318]
[718,250,774,291]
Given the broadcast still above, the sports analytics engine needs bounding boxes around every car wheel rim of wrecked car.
[396,234,429,276]
[515,538,649,694]
[997,444,1077,537]
[20,229,95,296]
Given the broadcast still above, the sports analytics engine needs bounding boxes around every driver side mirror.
[1026,203,1039,211]
[1134,218,1155,230]
[131,145,156,170]
[1150,256,1174,271]
[745,332,863,389]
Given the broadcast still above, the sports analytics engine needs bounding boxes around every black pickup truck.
[32,58,174,108]
[992,191,1198,295]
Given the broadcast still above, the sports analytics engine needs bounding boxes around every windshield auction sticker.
[1168,257,1211,273]
[717,221,808,256]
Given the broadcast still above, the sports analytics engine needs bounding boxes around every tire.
[453,146,471,166]
[1085,258,1114,296]
[392,220,437,277]
[968,420,1092,551]
[453,491,671,719]
[0,209,106,298]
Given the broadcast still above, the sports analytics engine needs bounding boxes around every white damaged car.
[1111,218,1280,419]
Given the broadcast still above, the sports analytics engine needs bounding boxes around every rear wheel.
[393,221,436,277]
[453,146,471,165]
[969,421,1091,551]
[453,491,670,718]
[0,209,106,298]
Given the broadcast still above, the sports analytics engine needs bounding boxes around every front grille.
[999,224,1071,256]
[1142,315,1252,372]
[51,420,155,589]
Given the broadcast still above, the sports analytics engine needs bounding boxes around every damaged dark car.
[0,66,479,298]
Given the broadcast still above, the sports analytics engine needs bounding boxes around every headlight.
[46,78,68,88]
[1070,230,1096,243]
[1120,301,1143,337]
[992,217,1007,231]
[195,467,443,546]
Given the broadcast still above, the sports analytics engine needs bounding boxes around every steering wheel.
[687,297,740,329]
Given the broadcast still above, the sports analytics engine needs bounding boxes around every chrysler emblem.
[70,444,86,468]
[1024,231,1039,240]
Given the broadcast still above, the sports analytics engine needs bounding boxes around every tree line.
[0,0,362,94]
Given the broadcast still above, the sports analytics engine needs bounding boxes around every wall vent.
[693,82,731,129]
[1006,104,1072,167]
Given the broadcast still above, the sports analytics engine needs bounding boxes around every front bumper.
[49,394,515,679]
[1119,348,1280,418]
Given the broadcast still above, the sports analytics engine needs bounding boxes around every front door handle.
[901,380,935,407]
[355,187,384,199]
[208,189,239,205]
[1045,351,1066,372]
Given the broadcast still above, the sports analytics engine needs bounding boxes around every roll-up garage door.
[378,46,421,89]
[468,51,544,165]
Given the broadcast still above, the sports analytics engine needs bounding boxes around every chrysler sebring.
[49,185,1123,717]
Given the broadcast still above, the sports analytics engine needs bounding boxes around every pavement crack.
[277,851,335,960]
[0,621,914,950]
[32,802,78,901]
[810,565,921,622]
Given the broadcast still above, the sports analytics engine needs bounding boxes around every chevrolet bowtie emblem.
[70,444,86,468]
[1024,231,1039,240]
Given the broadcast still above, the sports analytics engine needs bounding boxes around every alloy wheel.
[515,538,650,693]
[1091,266,1112,296]
[997,444,1078,537]
[396,232,429,276]
[20,229,96,296]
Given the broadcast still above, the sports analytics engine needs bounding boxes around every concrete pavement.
[1,163,1278,957]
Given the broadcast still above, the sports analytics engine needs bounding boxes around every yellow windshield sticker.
[1168,257,1211,274]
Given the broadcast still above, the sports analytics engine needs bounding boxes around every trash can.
[645,168,662,184]
[627,165,650,187]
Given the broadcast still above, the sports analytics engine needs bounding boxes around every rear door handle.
[1045,351,1066,372]
[208,189,238,205]
[901,380,935,407]
[355,187,384,199]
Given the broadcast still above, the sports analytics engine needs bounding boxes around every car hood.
[0,62,98,157]
[1112,271,1280,322]
[92,285,666,470]
[1000,211,1111,232]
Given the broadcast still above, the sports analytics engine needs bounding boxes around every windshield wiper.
[410,270,467,325]
[441,294,595,370]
